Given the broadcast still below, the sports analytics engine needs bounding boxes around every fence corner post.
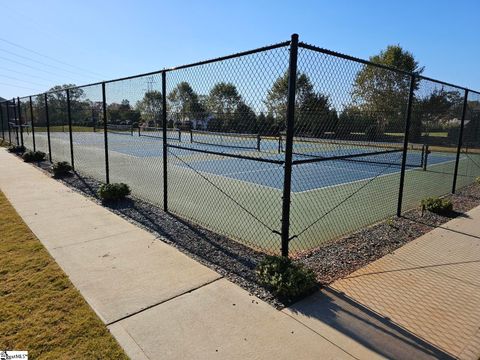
[396,74,416,217]
[281,33,299,257]
[452,89,469,194]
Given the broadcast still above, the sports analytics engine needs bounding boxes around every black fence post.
[102,82,110,184]
[162,71,168,212]
[44,93,52,162]
[396,74,416,217]
[66,89,75,170]
[6,100,12,144]
[29,96,36,152]
[280,33,299,257]
[12,99,19,146]
[452,89,469,194]
[17,97,24,148]
[0,102,4,140]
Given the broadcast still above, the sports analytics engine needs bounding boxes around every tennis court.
[3,37,479,256]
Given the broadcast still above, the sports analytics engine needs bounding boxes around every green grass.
[0,191,128,359]
[384,131,449,138]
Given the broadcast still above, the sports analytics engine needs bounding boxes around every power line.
[0,38,104,78]
[0,73,48,88]
[0,81,41,92]
[0,46,98,80]
[0,55,78,80]
[0,65,57,83]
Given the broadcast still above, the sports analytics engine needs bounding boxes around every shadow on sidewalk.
[68,171,266,291]
[287,287,456,360]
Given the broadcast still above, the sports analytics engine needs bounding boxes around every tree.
[352,45,424,139]
[265,72,337,136]
[232,101,257,133]
[415,88,463,144]
[207,82,242,131]
[135,91,162,126]
[44,84,84,127]
[167,82,206,126]
[107,99,141,125]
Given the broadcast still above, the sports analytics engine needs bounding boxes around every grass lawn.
[32,125,94,132]
[0,191,128,359]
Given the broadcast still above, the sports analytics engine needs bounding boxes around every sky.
[0,0,479,100]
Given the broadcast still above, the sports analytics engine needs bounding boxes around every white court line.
[295,156,459,195]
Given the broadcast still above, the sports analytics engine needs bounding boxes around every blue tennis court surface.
[172,151,456,192]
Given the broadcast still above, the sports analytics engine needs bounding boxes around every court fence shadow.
[287,287,457,360]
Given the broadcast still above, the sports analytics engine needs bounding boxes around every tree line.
[26,45,475,144]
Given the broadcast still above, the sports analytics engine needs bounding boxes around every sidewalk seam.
[50,229,143,250]
[106,276,223,326]
[281,310,361,360]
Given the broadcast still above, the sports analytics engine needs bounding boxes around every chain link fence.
[1,34,479,257]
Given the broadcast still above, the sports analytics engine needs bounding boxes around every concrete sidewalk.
[2,147,479,360]
[0,149,361,359]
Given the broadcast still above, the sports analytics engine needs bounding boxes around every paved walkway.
[1,147,479,359]
[287,211,480,359]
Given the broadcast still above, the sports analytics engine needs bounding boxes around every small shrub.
[51,161,72,178]
[97,183,131,202]
[256,255,317,300]
[22,150,46,162]
[476,176,480,185]
[420,197,453,215]
[7,145,26,153]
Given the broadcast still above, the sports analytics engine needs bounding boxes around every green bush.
[97,183,131,202]
[476,176,480,185]
[421,197,453,214]
[256,256,317,300]
[22,150,46,163]
[7,145,26,153]
[51,161,72,178]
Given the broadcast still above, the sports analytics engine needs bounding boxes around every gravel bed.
[298,182,480,285]
[33,161,283,308]
[24,158,480,307]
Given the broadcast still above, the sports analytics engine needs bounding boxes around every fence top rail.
[103,40,291,85]
[0,35,478,103]
[299,41,479,94]
[163,40,291,73]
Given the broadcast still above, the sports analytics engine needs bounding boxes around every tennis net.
[139,126,181,141]
[279,134,425,168]
[105,124,133,135]
[190,130,261,151]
